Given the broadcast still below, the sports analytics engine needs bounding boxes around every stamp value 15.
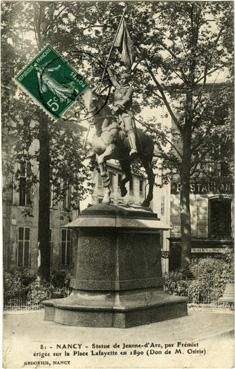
[15,44,88,120]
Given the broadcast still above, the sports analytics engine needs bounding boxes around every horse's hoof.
[141,200,150,208]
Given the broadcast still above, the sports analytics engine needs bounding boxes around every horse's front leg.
[97,144,116,204]
[102,185,112,205]
[97,144,115,166]
[97,164,111,205]
[97,144,116,175]
[97,161,111,205]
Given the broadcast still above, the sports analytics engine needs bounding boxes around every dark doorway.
[208,198,231,239]
[169,241,181,271]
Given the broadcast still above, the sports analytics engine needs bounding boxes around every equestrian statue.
[86,67,155,208]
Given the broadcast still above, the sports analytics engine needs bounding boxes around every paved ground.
[3,308,234,369]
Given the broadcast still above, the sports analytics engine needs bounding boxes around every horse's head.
[81,88,105,122]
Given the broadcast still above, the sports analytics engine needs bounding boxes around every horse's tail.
[134,118,154,161]
[133,117,143,154]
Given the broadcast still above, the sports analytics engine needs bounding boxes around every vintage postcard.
[2,1,234,369]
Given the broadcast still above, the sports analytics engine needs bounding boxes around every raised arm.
[47,65,61,72]
[107,67,119,88]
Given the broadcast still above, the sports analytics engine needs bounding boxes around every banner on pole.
[114,19,134,66]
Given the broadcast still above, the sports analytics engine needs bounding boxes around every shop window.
[169,242,181,271]
[19,162,31,206]
[17,227,30,267]
[208,198,231,239]
[63,186,71,210]
[61,228,72,266]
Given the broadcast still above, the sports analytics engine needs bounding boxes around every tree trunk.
[38,111,51,281]
[180,114,192,269]
[180,165,191,269]
[179,2,198,267]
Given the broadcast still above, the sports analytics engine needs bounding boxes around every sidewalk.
[3,308,234,369]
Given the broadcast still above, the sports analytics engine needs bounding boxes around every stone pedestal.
[44,204,187,327]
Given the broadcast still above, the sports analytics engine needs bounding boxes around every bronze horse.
[87,91,155,207]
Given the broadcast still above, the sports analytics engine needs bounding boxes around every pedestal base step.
[44,289,187,328]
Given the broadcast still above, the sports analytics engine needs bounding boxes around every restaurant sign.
[171,181,233,195]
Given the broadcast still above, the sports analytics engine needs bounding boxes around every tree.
[1,2,93,280]
[128,2,233,267]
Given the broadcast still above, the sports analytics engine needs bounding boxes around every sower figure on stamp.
[35,63,79,103]
[107,67,138,159]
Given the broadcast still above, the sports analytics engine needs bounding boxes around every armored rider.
[107,67,137,158]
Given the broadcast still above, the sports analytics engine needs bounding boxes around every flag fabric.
[114,19,134,66]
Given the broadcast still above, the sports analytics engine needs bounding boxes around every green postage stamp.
[15,44,88,119]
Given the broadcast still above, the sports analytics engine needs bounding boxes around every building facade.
[2,121,80,274]
[165,84,234,270]
[170,179,234,270]
[3,175,79,273]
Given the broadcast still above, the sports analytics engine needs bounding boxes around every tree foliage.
[2,1,93,209]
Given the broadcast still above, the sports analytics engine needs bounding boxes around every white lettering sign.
[192,248,226,253]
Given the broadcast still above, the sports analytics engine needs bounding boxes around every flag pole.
[100,6,127,85]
